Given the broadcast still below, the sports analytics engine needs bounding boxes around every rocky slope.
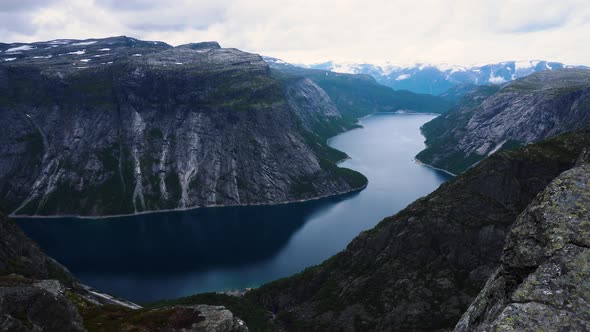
[416,69,590,174]
[265,57,452,121]
[455,150,590,331]
[0,210,250,331]
[246,131,590,331]
[305,60,587,95]
[0,36,366,217]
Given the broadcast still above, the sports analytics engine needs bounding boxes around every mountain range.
[303,60,588,95]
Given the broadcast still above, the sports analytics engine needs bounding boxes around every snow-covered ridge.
[297,59,588,95]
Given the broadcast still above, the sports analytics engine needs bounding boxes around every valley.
[16,113,450,303]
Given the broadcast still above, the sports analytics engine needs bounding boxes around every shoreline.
[413,158,457,176]
[11,183,368,220]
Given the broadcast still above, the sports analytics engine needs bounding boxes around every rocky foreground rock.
[455,150,590,331]
[416,69,590,174]
[0,36,365,217]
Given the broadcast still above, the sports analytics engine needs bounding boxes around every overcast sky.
[1,0,589,66]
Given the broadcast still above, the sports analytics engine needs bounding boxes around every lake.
[17,113,452,303]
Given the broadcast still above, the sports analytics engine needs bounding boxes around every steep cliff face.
[416,69,590,174]
[455,152,590,331]
[0,37,365,217]
[246,131,590,331]
[282,77,353,139]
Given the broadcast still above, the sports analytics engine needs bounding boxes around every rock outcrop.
[246,131,590,331]
[416,69,590,174]
[0,36,366,217]
[455,151,590,331]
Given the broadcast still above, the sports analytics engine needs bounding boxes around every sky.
[1,0,589,66]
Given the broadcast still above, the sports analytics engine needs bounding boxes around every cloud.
[0,0,58,12]
[93,0,163,11]
[1,0,589,66]
[490,0,573,33]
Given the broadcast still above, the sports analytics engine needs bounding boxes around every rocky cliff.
[246,131,590,331]
[455,151,590,331]
[416,69,590,174]
[0,36,366,217]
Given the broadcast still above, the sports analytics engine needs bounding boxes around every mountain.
[245,130,590,331]
[0,36,366,217]
[305,60,587,95]
[264,56,453,120]
[416,69,590,175]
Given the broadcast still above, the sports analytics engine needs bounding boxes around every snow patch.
[72,41,97,46]
[488,73,507,84]
[3,58,17,61]
[80,59,91,63]
[395,73,411,81]
[67,50,86,55]
[48,40,72,45]
[132,53,142,57]
[436,63,467,73]
[99,48,111,51]
[6,45,35,53]
[514,61,533,71]
[33,55,52,59]
[330,63,358,74]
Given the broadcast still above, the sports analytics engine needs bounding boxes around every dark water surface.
[17,113,451,302]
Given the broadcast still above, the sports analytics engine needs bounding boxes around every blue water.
[17,113,451,303]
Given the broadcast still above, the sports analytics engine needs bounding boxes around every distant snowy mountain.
[303,60,587,95]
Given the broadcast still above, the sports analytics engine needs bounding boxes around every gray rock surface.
[455,155,590,332]
[188,305,249,332]
[0,36,365,217]
[284,77,349,136]
[0,276,85,332]
[416,69,590,174]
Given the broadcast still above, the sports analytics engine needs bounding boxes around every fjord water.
[17,113,451,302]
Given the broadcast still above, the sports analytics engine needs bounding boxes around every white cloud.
[0,0,589,66]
